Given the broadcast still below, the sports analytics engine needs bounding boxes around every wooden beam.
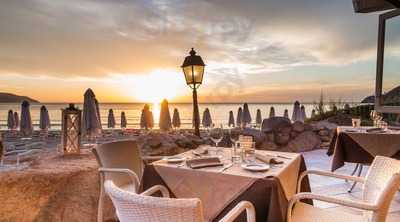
[352,0,395,13]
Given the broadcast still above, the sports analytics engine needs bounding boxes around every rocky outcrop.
[326,113,352,126]
[261,117,291,133]
[136,132,208,156]
[257,117,336,151]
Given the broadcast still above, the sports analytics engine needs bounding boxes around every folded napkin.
[366,127,385,133]
[186,157,223,169]
[255,153,283,164]
[344,129,358,133]
[389,126,400,131]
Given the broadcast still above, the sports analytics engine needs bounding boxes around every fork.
[219,163,233,173]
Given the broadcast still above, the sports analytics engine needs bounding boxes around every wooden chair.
[287,156,400,222]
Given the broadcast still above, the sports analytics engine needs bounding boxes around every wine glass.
[209,127,223,156]
[210,127,223,146]
[229,128,241,163]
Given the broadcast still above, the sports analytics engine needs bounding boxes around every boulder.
[258,141,279,150]
[265,132,274,142]
[320,141,331,148]
[311,121,337,131]
[318,129,330,136]
[304,124,313,131]
[242,128,265,144]
[274,132,291,146]
[320,136,332,142]
[175,137,195,149]
[327,113,352,126]
[292,121,305,133]
[284,131,321,152]
[261,117,291,133]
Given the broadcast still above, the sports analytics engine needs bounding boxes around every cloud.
[0,0,396,80]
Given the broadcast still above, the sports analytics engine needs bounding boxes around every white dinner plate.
[163,156,186,163]
[241,163,270,172]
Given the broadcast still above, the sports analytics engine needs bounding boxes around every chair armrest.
[141,185,170,198]
[287,192,378,222]
[98,167,140,192]
[297,170,365,193]
[218,201,256,222]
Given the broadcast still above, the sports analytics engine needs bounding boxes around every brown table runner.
[328,127,400,171]
[141,148,311,222]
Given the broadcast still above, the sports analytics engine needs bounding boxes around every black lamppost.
[181,48,205,137]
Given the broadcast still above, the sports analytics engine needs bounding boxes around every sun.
[120,70,186,103]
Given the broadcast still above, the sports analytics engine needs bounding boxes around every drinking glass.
[242,142,256,163]
[378,120,388,130]
[229,129,241,163]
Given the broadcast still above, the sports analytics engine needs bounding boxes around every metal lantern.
[61,103,82,154]
[181,48,205,89]
[181,48,206,137]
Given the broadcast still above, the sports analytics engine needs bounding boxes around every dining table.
[327,126,400,171]
[140,147,311,222]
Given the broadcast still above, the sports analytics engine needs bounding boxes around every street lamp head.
[181,48,205,88]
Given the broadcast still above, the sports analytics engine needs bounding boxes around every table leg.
[346,164,359,182]
[348,164,363,193]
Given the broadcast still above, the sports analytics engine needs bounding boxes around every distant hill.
[0,92,39,103]
[361,95,375,103]
[361,85,400,104]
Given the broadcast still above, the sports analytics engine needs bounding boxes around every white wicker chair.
[93,141,144,222]
[104,180,256,222]
[287,156,400,222]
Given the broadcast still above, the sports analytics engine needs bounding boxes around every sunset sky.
[0,0,399,103]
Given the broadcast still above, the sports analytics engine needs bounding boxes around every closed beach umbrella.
[140,109,146,129]
[242,103,252,127]
[7,110,15,130]
[148,110,154,129]
[107,109,116,128]
[256,109,262,125]
[20,101,33,136]
[140,104,154,130]
[236,107,243,127]
[300,105,307,122]
[291,101,302,122]
[172,108,181,129]
[14,112,19,129]
[283,109,289,119]
[311,109,316,118]
[269,107,275,118]
[202,108,212,128]
[159,99,171,131]
[82,88,102,137]
[121,111,127,128]
[39,105,51,130]
[228,111,235,127]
